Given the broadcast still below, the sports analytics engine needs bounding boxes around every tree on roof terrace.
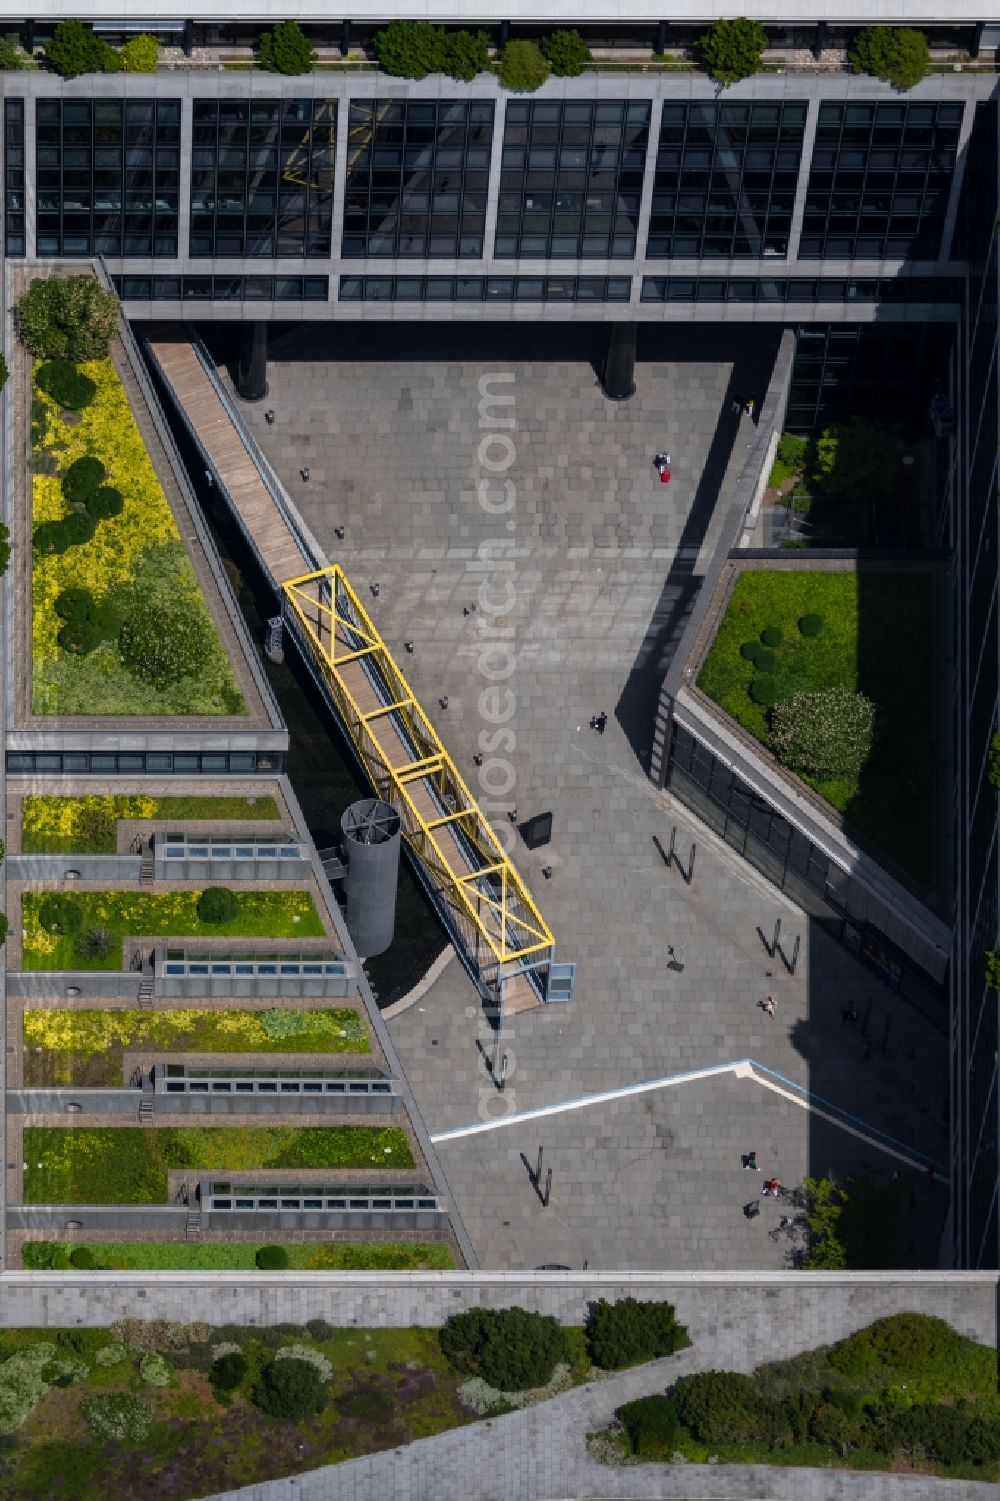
[17,276,119,363]
[849,26,929,91]
[698,18,767,86]
[259,20,316,75]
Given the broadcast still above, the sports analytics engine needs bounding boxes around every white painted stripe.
[431,1058,942,1175]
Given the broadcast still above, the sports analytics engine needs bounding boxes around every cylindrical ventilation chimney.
[340,798,401,958]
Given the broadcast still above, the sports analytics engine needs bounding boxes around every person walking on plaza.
[654,451,671,484]
[758,994,776,1019]
[762,1177,781,1197]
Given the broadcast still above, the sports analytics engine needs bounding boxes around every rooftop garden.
[22,1125,413,1203]
[22,793,280,854]
[22,1240,454,1271]
[0,1299,681,1496]
[20,274,245,717]
[23,1007,369,1087]
[591,1313,1000,1483]
[21,888,324,970]
[696,569,934,885]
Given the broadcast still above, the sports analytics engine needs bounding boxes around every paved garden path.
[206,1338,994,1501]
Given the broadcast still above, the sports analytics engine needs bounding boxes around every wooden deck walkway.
[148,336,310,587]
[148,336,544,1017]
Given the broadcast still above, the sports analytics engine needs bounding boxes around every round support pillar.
[341,799,401,959]
[236,320,268,402]
[499,19,511,47]
[656,19,668,54]
[601,323,637,402]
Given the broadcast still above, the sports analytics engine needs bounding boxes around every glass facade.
[800,102,963,260]
[666,722,946,1019]
[641,275,963,304]
[190,98,335,258]
[36,98,180,257]
[112,274,329,302]
[343,99,493,258]
[647,100,806,259]
[6,749,285,775]
[339,274,631,302]
[786,324,952,434]
[496,99,649,259]
[3,98,24,256]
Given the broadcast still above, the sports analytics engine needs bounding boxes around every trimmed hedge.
[197,886,239,925]
[440,1307,570,1390]
[585,1298,689,1371]
[54,587,94,622]
[750,675,779,707]
[739,641,762,663]
[253,1358,326,1419]
[255,1245,289,1270]
[84,485,124,520]
[618,1394,678,1457]
[760,625,783,649]
[798,613,824,637]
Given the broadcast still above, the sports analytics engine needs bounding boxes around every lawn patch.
[22,793,281,853]
[23,1007,369,1086]
[697,570,934,883]
[30,356,244,716]
[21,888,324,969]
[23,1126,414,1203]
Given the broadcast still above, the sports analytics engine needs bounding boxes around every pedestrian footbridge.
[147,331,565,1021]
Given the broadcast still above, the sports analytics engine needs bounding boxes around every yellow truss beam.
[283,564,554,968]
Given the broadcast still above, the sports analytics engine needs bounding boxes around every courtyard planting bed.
[23,1126,414,1203]
[696,569,935,884]
[21,889,324,970]
[0,1321,476,1500]
[30,355,244,716]
[22,794,281,854]
[22,1240,455,1271]
[592,1313,1000,1482]
[22,1008,370,1086]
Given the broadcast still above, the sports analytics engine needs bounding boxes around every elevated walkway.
[146,332,558,1020]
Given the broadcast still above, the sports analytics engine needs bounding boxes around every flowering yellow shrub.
[31,359,245,717]
[22,793,281,853]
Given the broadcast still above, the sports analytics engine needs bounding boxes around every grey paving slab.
[237,331,950,1273]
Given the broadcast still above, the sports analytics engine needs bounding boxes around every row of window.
[3,96,970,264]
[7,750,284,775]
[339,274,631,303]
[111,275,329,302]
[641,275,964,304]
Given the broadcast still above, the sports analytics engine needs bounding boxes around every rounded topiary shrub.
[54,586,94,621]
[34,359,97,410]
[754,648,777,674]
[540,28,591,76]
[119,599,213,688]
[770,685,876,779]
[585,1297,689,1371]
[498,39,552,91]
[62,455,107,505]
[253,1357,327,1420]
[739,641,762,663]
[210,1350,248,1391]
[760,625,783,649]
[37,894,83,935]
[197,886,238,926]
[84,485,124,519]
[33,521,70,555]
[255,1245,289,1270]
[57,620,103,656]
[59,510,98,548]
[672,1369,767,1445]
[139,1353,172,1387]
[69,1246,96,1269]
[798,613,824,637]
[750,675,779,707]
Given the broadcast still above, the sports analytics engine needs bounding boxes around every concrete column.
[340,19,351,57]
[499,19,510,48]
[601,322,636,401]
[236,320,268,401]
[786,95,819,264]
[940,99,976,263]
[182,19,194,57]
[656,20,668,55]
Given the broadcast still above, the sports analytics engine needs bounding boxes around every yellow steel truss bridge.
[283,565,555,1017]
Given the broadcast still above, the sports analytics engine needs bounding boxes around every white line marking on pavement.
[430,1058,944,1174]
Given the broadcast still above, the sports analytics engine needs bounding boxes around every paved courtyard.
[235,323,949,1271]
